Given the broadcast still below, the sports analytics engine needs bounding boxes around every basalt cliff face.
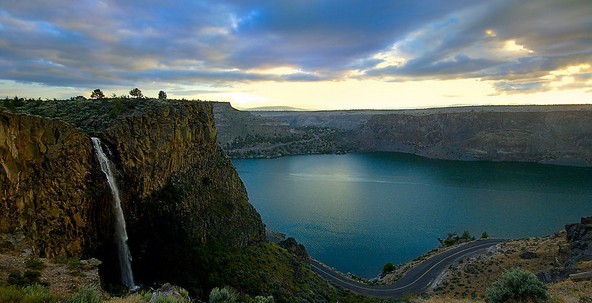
[216,104,592,166]
[0,100,265,289]
[0,112,112,257]
[353,110,592,165]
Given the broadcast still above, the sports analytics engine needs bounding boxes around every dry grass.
[415,279,592,303]
[430,231,573,300]
[548,279,592,303]
[416,297,485,303]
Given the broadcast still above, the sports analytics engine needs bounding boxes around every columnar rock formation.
[0,112,111,257]
[0,100,265,287]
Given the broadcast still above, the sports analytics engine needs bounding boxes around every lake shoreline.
[234,152,592,278]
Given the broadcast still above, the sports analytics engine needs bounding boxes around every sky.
[0,0,590,110]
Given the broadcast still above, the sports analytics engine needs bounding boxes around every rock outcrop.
[565,217,592,266]
[0,100,265,289]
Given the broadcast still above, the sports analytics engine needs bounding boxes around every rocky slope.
[214,102,349,158]
[426,217,592,301]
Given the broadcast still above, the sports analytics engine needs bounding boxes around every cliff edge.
[0,99,265,294]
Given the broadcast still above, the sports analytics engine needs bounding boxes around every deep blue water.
[233,152,592,278]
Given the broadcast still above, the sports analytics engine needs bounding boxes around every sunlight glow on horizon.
[0,1,589,110]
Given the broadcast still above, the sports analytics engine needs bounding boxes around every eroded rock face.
[0,101,265,288]
[0,112,112,258]
[95,102,264,284]
[353,111,592,165]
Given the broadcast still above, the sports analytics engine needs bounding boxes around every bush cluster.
[486,269,550,303]
[438,230,476,247]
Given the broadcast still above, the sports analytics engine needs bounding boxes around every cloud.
[0,0,588,97]
[360,0,591,93]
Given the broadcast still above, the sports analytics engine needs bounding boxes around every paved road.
[309,239,506,298]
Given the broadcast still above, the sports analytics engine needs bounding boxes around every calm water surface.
[233,153,592,278]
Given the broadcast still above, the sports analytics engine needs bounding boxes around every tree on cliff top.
[129,88,143,99]
[158,90,167,100]
[90,89,105,99]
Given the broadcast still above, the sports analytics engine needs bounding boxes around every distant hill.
[244,105,307,111]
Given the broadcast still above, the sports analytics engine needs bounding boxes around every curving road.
[309,239,506,298]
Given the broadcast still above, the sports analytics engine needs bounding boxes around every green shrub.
[398,292,415,303]
[382,262,396,274]
[209,287,238,303]
[486,269,550,303]
[438,231,475,247]
[7,270,43,287]
[25,257,45,271]
[250,296,275,303]
[23,284,59,303]
[23,271,41,283]
[68,288,102,303]
[0,285,24,303]
[152,295,177,303]
[0,284,59,303]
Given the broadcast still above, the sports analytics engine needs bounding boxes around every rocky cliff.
[352,109,592,166]
[0,100,265,291]
[216,104,592,166]
[0,112,112,258]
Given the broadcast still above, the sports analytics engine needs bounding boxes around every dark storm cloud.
[0,0,589,93]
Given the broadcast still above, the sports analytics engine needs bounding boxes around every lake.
[233,152,592,279]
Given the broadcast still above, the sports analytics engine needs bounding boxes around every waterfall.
[91,137,137,290]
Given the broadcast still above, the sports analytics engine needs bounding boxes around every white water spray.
[91,137,136,290]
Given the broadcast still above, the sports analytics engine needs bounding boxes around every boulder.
[519,251,539,259]
[564,217,592,266]
[537,267,578,283]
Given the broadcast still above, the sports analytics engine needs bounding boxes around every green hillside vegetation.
[1,96,194,135]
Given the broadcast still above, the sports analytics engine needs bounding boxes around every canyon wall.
[217,104,592,166]
[353,110,592,166]
[0,100,264,287]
